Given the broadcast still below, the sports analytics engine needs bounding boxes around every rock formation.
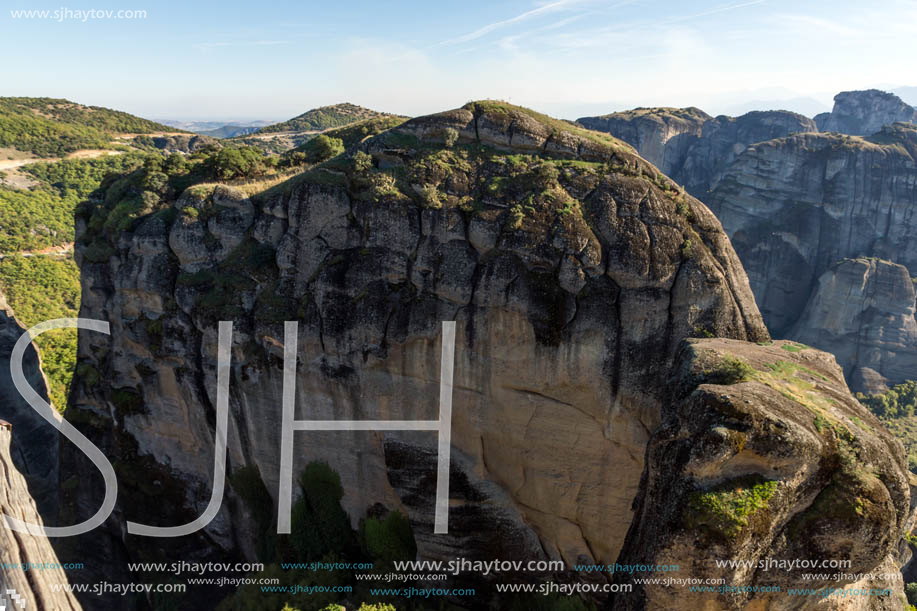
[60,101,909,609]
[579,107,816,198]
[0,290,59,515]
[576,107,710,177]
[704,123,917,391]
[815,89,916,136]
[791,258,917,395]
[614,338,910,610]
[0,426,82,610]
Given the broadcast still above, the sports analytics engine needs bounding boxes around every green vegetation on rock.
[685,476,779,538]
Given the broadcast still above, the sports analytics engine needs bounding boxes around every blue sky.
[2,0,916,121]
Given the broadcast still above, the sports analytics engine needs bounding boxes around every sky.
[2,0,916,122]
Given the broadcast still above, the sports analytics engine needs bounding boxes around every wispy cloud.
[434,0,585,47]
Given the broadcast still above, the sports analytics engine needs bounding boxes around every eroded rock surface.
[791,258,917,395]
[578,107,816,197]
[614,338,910,610]
[60,101,909,609]
[0,427,81,611]
[705,123,917,391]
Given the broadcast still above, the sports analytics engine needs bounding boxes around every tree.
[309,135,344,162]
[353,151,372,172]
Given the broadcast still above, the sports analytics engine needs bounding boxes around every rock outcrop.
[791,258,917,395]
[705,123,917,391]
[0,290,59,515]
[614,338,910,610]
[61,101,909,609]
[0,426,82,610]
[577,107,710,177]
[578,108,816,197]
[815,89,916,136]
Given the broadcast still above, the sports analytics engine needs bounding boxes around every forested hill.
[255,102,393,134]
[0,97,180,157]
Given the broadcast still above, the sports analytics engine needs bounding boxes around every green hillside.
[0,97,178,157]
[256,103,394,134]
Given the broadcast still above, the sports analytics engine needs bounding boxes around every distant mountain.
[197,125,262,139]
[0,97,179,157]
[159,119,275,139]
[256,103,394,134]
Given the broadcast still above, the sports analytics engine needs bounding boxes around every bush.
[443,127,459,147]
[419,184,442,209]
[859,380,917,419]
[707,356,755,385]
[352,151,373,172]
[360,511,416,564]
[308,135,345,163]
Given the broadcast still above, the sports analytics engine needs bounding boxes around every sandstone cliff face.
[64,102,768,596]
[815,90,916,136]
[60,102,910,609]
[0,427,82,611]
[791,258,917,395]
[678,111,817,196]
[705,123,917,391]
[578,108,816,197]
[614,338,910,610]
[577,107,710,178]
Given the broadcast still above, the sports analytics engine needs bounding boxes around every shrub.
[443,127,459,147]
[419,184,442,209]
[686,476,778,538]
[707,356,755,385]
[360,511,416,564]
[352,151,373,172]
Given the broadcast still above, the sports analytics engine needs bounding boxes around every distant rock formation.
[790,258,917,395]
[704,124,917,387]
[815,89,917,136]
[579,107,816,197]
[577,107,710,177]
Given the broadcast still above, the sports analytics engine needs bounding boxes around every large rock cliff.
[704,123,917,391]
[576,107,710,178]
[614,338,910,610]
[790,258,917,395]
[579,108,817,198]
[60,101,909,609]
[0,291,59,515]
